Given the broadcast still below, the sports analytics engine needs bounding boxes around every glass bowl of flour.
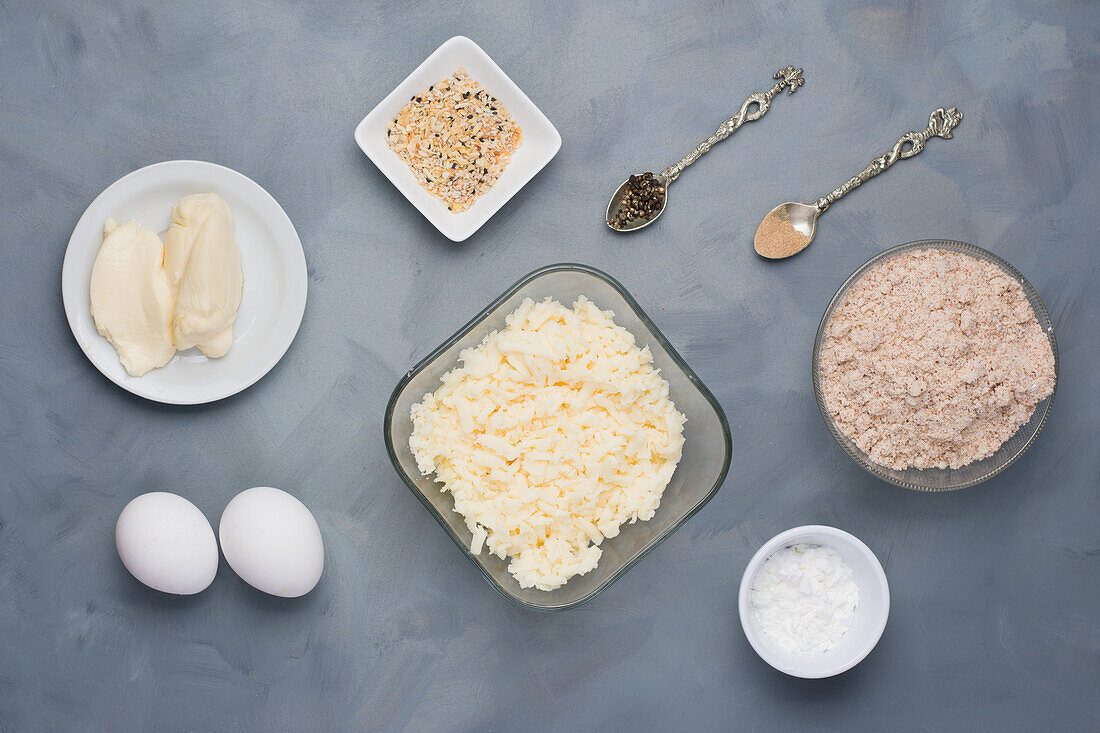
[738,525,890,678]
[813,240,1058,491]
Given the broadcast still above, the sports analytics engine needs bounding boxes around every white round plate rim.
[737,524,890,679]
[61,160,308,404]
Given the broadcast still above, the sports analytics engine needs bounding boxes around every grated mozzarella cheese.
[409,296,686,591]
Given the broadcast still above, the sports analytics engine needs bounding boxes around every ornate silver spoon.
[606,66,805,232]
[754,106,963,259]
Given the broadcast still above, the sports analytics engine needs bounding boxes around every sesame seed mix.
[387,69,522,213]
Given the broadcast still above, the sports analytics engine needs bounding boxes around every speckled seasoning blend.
[819,248,1056,470]
[387,69,522,213]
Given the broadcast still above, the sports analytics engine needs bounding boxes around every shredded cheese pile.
[410,296,686,591]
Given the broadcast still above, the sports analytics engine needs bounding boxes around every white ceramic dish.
[355,35,561,242]
[738,525,889,678]
[62,160,308,404]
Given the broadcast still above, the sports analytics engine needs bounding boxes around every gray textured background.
[1,1,1098,731]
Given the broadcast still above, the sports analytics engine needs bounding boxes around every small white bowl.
[355,35,561,242]
[738,525,889,678]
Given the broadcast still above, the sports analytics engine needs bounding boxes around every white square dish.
[355,35,561,242]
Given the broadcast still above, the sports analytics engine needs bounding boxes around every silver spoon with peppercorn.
[606,66,805,232]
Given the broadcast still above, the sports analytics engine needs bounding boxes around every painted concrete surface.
[0,1,1097,730]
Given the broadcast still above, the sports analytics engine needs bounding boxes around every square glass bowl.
[355,36,561,242]
[812,240,1058,491]
[384,264,732,610]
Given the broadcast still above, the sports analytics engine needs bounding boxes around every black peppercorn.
[608,172,667,229]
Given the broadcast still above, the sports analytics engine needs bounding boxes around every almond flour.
[819,249,1055,470]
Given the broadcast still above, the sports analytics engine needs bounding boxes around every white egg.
[115,492,218,595]
[218,486,324,598]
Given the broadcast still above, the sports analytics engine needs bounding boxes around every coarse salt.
[751,544,859,655]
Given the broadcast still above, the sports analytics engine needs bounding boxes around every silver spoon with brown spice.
[755,106,963,259]
[607,66,805,232]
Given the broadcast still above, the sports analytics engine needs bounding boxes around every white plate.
[62,160,308,404]
[355,35,561,242]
